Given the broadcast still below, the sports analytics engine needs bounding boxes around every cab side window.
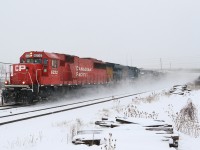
[34,58,42,64]
[20,59,25,63]
[52,59,58,68]
[26,58,34,63]
[43,59,48,66]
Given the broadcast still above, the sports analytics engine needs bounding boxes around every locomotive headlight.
[22,81,26,84]
[4,80,9,85]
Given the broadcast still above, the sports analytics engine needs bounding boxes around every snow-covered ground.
[0,72,200,150]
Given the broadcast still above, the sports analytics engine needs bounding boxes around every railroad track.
[0,91,150,126]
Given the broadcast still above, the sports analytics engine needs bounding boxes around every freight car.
[1,51,140,104]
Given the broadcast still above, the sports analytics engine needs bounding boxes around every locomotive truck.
[1,51,140,104]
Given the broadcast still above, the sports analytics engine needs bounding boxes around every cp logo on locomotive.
[15,65,26,71]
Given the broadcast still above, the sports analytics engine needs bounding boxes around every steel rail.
[0,91,149,126]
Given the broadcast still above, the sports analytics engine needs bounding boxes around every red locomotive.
[2,51,140,104]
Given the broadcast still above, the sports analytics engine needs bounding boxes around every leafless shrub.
[145,93,160,103]
[123,104,158,119]
[6,132,43,149]
[132,97,141,105]
[174,100,199,138]
[133,93,160,104]
[101,133,116,150]
[112,98,122,113]
[163,91,171,97]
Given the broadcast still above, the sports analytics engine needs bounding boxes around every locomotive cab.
[2,52,50,104]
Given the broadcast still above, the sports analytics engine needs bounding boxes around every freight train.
[1,51,140,104]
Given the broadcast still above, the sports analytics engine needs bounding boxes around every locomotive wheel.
[24,97,33,105]
[26,99,33,105]
[23,91,34,105]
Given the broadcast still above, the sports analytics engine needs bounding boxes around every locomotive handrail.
[36,69,41,93]
[27,71,33,92]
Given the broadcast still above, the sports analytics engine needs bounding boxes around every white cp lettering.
[15,65,26,71]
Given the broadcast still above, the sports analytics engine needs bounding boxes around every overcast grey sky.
[0,0,200,69]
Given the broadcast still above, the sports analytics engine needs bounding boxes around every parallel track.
[0,91,149,126]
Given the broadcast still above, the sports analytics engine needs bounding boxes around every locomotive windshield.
[26,58,42,64]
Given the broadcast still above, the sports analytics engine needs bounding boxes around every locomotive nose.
[11,63,42,85]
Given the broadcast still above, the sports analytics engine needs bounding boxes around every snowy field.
[0,72,200,150]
